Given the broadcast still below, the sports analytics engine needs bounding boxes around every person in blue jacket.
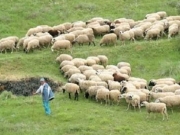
[33,78,53,115]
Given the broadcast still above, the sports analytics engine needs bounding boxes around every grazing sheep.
[96,87,109,105]
[48,29,60,37]
[96,72,114,83]
[150,92,175,101]
[78,65,93,73]
[148,78,175,86]
[61,65,77,74]
[156,95,180,113]
[112,72,127,82]
[25,39,40,53]
[97,55,108,67]
[72,34,95,46]
[109,90,121,105]
[168,24,179,38]
[117,62,131,68]
[78,78,97,92]
[62,83,80,100]
[175,89,180,95]
[51,40,72,54]
[38,34,53,47]
[64,68,81,78]
[99,33,117,46]
[108,80,121,91]
[68,73,86,84]
[155,84,180,93]
[83,69,97,79]
[59,60,74,69]
[72,58,87,68]
[0,40,16,53]
[119,30,135,45]
[85,86,106,100]
[144,28,161,40]
[92,25,110,36]
[141,101,168,120]
[56,54,73,64]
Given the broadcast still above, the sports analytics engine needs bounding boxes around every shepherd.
[33,77,54,115]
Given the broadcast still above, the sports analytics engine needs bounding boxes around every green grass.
[1,0,180,134]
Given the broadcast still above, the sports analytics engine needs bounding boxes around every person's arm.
[33,85,43,95]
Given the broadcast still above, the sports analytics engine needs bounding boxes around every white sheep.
[107,80,121,91]
[96,87,109,105]
[73,34,95,46]
[64,68,81,78]
[61,65,77,74]
[175,89,180,95]
[155,84,180,93]
[91,64,104,71]
[25,39,40,53]
[97,55,108,67]
[150,92,175,101]
[144,28,161,40]
[156,95,180,113]
[51,40,72,54]
[59,60,74,69]
[0,40,16,53]
[85,86,106,100]
[78,65,93,73]
[83,69,97,79]
[62,83,80,100]
[141,101,168,120]
[119,30,135,45]
[72,58,87,67]
[168,23,179,38]
[92,25,110,36]
[56,54,73,64]
[109,90,121,105]
[99,33,117,46]
[68,73,86,84]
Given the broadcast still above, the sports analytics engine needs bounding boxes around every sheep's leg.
[126,103,130,111]
[161,112,165,121]
[92,41,96,46]
[74,92,78,101]
[68,93,71,99]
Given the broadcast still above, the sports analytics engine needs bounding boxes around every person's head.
[40,77,45,85]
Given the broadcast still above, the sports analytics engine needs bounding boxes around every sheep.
[141,101,168,120]
[53,24,66,34]
[86,58,97,66]
[175,89,180,95]
[112,72,127,82]
[156,95,180,113]
[130,27,144,40]
[121,89,147,102]
[91,64,104,71]
[117,62,131,68]
[83,69,97,79]
[73,34,95,46]
[0,36,19,45]
[109,90,121,105]
[168,23,179,39]
[107,80,121,91]
[156,11,167,19]
[97,55,108,67]
[62,83,80,100]
[38,34,53,47]
[96,87,109,105]
[148,78,175,87]
[72,58,87,68]
[56,54,73,64]
[59,60,74,69]
[78,65,93,73]
[72,21,86,28]
[87,56,100,64]
[85,86,106,100]
[25,39,40,53]
[0,40,16,53]
[47,29,60,37]
[125,93,141,111]
[119,30,135,45]
[61,65,77,74]
[150,92,175,101]
[89,75,102,82]
[99,33,117,46]
[26,26,43,36]
[64,68,81,78]
[155,84,180,93]
[68,73,86,84]
[51,40,72,54]
[144,28,161,40]
[78,78,97,92]
[92,25,110,36]
[16,37,27,50]
[96,72,114,83]
[23,36,38,51]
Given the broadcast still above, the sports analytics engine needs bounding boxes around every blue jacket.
[42,83,50,101]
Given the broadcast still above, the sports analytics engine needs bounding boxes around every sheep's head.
[121,86,127,94]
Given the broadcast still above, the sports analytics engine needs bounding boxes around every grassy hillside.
[1,0,180,135]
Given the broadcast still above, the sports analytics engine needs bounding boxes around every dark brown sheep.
[112,73,126,82]
[48,30,60,37]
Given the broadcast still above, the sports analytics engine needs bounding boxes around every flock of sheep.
[1,10,180,120]
[58,53,180,121]
[0,11,180,53]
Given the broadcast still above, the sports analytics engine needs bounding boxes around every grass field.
[1,0,180,135]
